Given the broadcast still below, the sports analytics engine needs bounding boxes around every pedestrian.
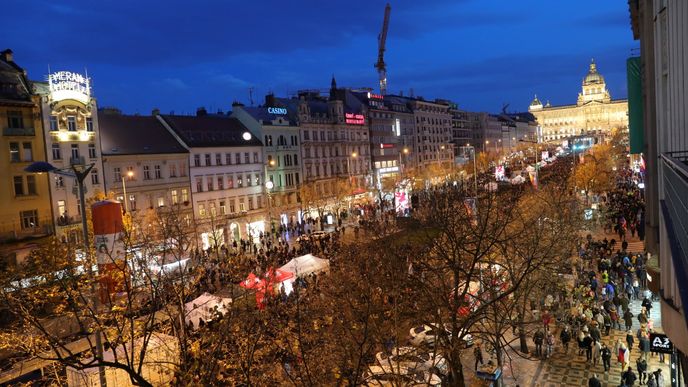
[592,340,601,366]
[653,369,664,387]
[642,296,653,315]
[622,366,638,386]
[636,357,648,385]
[473,343,483,370]
[560,326,571,353]
[545,331,555,359]
[533,329,544,358]
[624,309,635,331]
[583,333,593,362]
[601,343,612,372]
[588,373,602,387]
[626,330,635,353]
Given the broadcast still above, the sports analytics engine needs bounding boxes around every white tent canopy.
[279,254,330,278]
[184,292,231,329]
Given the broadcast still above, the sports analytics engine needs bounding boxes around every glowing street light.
[121,170,134,214]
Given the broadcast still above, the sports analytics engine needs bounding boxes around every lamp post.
[484,140,489,153]
[263,159,276,233]
[121,170,134,214]
[347,152,358,186]
[25,161,107,387]
[464,144,478,195]
[398,147,409,178]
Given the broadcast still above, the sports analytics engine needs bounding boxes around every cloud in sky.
[4,0,637,113]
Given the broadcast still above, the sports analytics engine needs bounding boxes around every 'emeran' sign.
[650,333,674,354]
[49,71,91,104]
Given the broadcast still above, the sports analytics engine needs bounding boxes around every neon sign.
[380,143,394,149]
[267,107,287,115]
[49,71,91,104]
[345,113,365,125]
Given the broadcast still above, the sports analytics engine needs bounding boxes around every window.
[86,117,94,132]
[246,174,252,187]
[303,131,309,140]
[295,172,300,185]
[244,152,250,164]
[194,154,201,167]
[88,143,96,159]
[49,116,58,131]
[169,164,177,178]
[7,111,23,128]
[253,152,259,163]
[216,153,222,165]
[227,175,234,188]
[257,196,263,208]
[255,174,260,186]
[58,200,66,216]
[205,154,211,166]
[181,189,189,202]
[199,204,206,217]
[26,175,37,195]
[70,144,79,159]
[157,197,165,207]
[13,176,24,195]
[171,190,178,205]
[67,116,77,131]
[209,202,216,216]
[196,177,203,192]
[219,201,226,215]
[55,176,64,188]
[265,135,273,146]
[207,177,214,191]
[294,154,298,165]
[235,153,241,164]
[154,165,161,179]
[237,175,243,188]
[9,142,19,162]
[225,153,232,165]
[239,199,245,212]
[248,197,254,210]
[229,199,235,213]
[20,142,33,162]
[320,131,325,141]
[20,210,38,230]
[143,165,151,180]
[52,143,62,160]
[217,176,224,190]
[91,170,99,185]
[291,135,298,146]
[129,195,137,211]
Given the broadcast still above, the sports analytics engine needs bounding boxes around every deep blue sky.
[5,0,636,114]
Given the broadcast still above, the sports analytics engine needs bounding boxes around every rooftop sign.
[49,71,91,104]
[267,107,287,115]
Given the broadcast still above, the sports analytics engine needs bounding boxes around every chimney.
[265,93,275,107]
[151,108,160,116]
[1,49,13,62]
[196,107,207,116]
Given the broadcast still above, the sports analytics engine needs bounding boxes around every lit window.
[52,143,62,160]
[171,190,178,204]
[20,210,38,229]
[9,142,20,162]
[67,116,77,131]
[49,116,58,131]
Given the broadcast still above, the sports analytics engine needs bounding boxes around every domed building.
[528,59,628,143]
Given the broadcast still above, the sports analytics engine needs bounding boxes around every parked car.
[375,346,448,376]
[362,365,441,386]
[408,323,474,349]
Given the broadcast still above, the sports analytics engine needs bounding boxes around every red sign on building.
[345,113,365,125]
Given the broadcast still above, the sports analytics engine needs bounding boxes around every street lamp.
[347,152,358,186]
[464,144,478,195]
[25,161,108,387]
[399,147,409,177]
[121,170,134,214]
[484,140,489,153]
[264,159,276,233]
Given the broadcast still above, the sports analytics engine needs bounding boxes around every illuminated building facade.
[0,50,52,267]
[529,60,629,143]
[232,98,302,226]
[99,111,192,224]
[295,78,372,205]
[158,113,265,248]
[35,69,103,244]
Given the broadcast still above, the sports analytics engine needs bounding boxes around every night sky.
[5,0,636,115]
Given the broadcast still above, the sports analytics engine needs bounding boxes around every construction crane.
[375,3,391,95]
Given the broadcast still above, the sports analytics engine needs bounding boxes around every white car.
[408,324,474,349]
[376,346,448,376]
[362,365,441,386]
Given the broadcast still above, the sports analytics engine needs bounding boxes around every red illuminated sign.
[380,143,394,149]
[345,113,365,125]
[369,93,384,100]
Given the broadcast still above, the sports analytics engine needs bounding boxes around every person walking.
[583,333,594,362]
[624,309,635,331]
[622,366,638,386]
[588,374,602,387]
[591,340,601,366]
[601,343,612,372]
[560,326,571,353]
[636,357,648,385]
[653,369,664,387]
[473,343,484,370]
[627,330,635,353]
[545,331,555,359]
[533,329,544,358]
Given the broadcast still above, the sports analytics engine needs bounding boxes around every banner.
[627,57,644,154]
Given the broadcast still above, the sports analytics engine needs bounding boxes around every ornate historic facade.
[529,60,629,143]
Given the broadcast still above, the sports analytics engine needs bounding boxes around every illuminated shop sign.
[380,143,394,149]
[345,113,365,125]
[367,92,384,100]
[267,107,287,115]
[49,71,91,104]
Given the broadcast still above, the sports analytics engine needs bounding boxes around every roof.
[99,113,187,155]
[0,51,32,102]
[160,114,263,148]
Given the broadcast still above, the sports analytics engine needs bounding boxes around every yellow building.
[0,50,52,267]
[529,60,628,143]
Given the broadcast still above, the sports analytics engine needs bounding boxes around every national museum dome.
[583,59,605,85]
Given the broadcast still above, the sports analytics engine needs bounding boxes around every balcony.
[3,127,35,136]
[660,151,688,322]
[70,156,85,166]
